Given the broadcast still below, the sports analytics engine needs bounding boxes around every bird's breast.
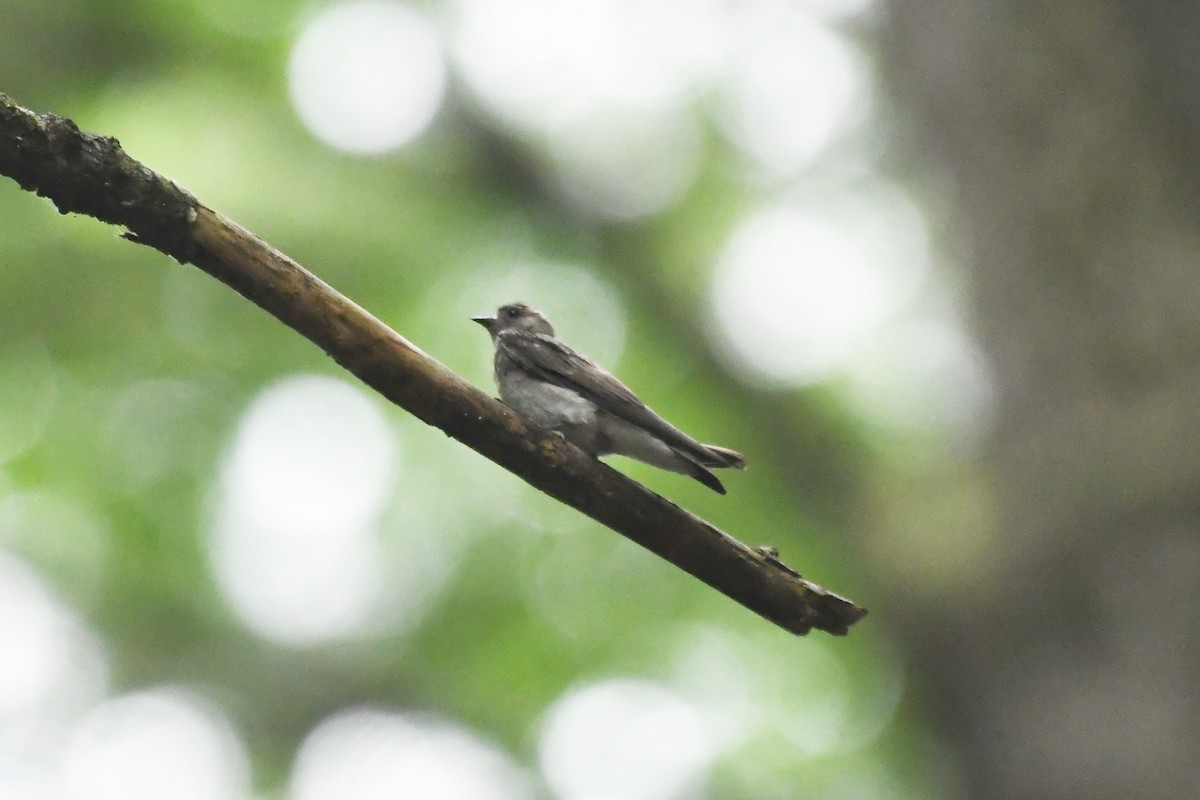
[498,370,597,430]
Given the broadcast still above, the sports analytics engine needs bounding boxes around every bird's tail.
[683,462,727,494]
[699,444,746,470]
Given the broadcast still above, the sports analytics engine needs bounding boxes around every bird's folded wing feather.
[497,330,715,462]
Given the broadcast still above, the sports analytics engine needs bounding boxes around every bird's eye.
[504,307,519,318]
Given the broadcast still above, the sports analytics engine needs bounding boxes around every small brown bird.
[474,302,746,493]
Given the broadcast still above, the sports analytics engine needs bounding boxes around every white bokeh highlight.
[452,0,721,133]
[548,108,703,220]
[290,709,532,800]
[711,187,929,385]
[59,688,250,800]
[716,8,868,176]
[799,0,879,21]
[209,375,398,645]
[289,1,445,154]
[538,679,715,800]
[450,0,874,215]
[0,552,107,721]
[451,0,719,218]
[0,552,109,800]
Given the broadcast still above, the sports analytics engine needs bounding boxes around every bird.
[473,302,746,494]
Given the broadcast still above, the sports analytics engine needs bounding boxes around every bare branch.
[0,92,866,636]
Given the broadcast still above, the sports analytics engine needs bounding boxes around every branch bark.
[0,92,866,636]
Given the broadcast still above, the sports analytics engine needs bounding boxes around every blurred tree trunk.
[883,2,1200,798]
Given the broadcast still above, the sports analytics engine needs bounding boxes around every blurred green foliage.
[0,2,945,798]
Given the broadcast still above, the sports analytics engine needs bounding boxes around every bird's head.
[472,303,555,339]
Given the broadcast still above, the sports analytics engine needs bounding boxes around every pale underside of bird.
[474,303,746,494]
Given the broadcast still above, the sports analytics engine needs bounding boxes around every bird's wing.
[496,330,725,465]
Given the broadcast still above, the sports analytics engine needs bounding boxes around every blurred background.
[2,0,1197,798]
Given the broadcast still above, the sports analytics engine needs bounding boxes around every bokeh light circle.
[538,679,714,800]
[711,190,929,385]
[60,688,250,800]
[291,709,532,800]
[289,1,445,154]
[209,375,399,645]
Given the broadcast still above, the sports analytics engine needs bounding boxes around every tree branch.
[0,92,866,636]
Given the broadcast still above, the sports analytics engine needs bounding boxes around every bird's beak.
[472,315,497,333]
